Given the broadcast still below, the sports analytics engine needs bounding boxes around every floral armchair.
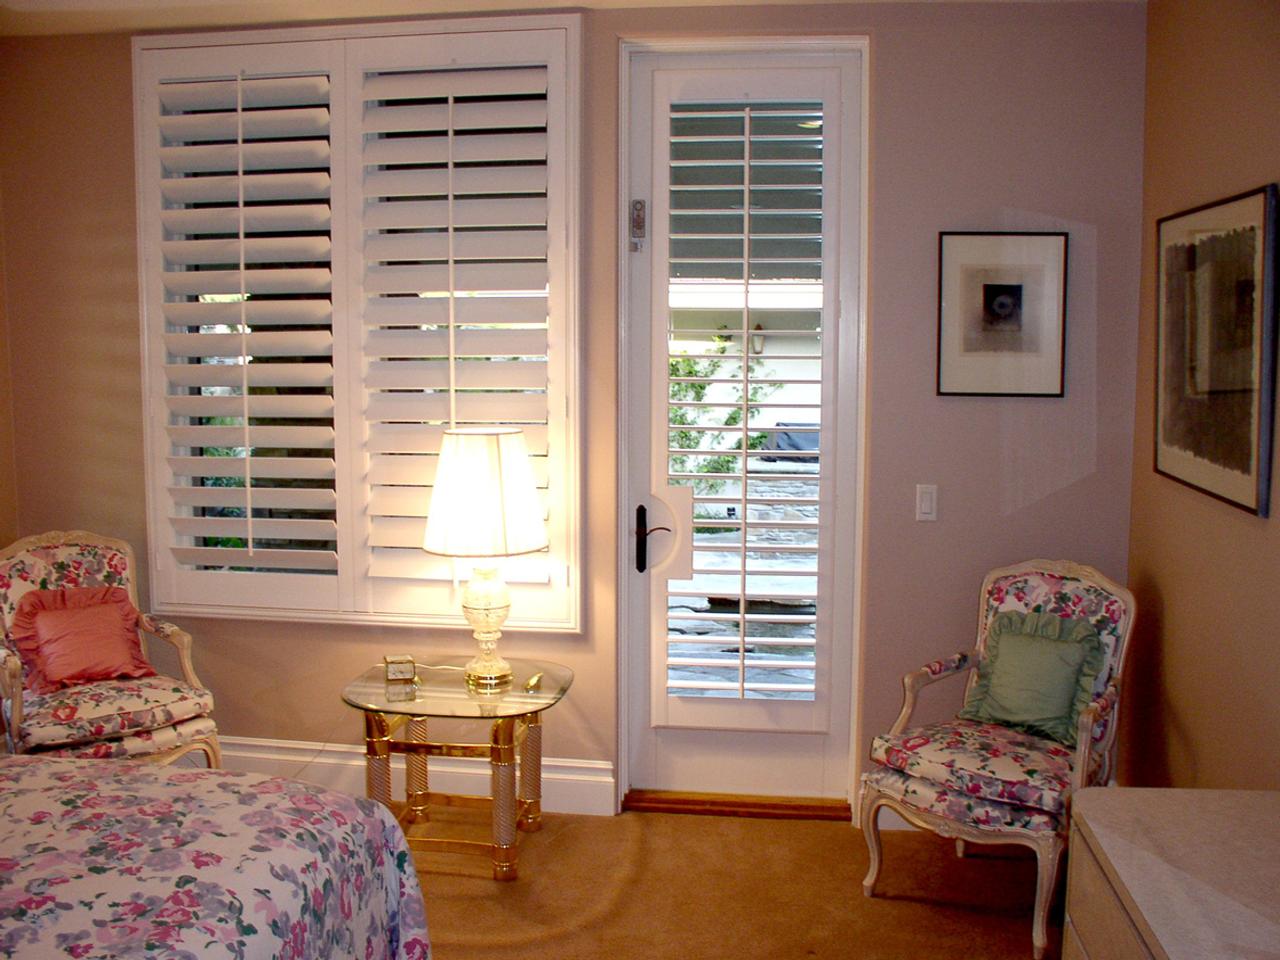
[859,559,1135,960]
[0,530,220,766]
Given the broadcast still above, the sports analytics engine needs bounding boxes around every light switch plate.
[916,484,938,521]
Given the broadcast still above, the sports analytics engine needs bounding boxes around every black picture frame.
[1155,184,1279,517]
[936,231,1069,397]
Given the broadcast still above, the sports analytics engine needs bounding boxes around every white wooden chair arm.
[1,648,22,747]
[1071,683,1120,793]
[890,648,980,736]
[139,615,205,690]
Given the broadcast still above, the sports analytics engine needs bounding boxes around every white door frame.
[614,36,871,810]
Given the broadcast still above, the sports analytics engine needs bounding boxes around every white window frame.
[133,15,582,629]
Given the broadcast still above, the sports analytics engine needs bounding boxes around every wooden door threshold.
[622,789,852,821]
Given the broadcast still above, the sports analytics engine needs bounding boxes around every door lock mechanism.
[634,504,670,573]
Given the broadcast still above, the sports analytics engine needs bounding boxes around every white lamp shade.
[422,428,548,558]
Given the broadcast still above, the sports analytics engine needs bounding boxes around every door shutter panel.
[663,100,826,701]
[347,30,578,626]
[138,43,343,610]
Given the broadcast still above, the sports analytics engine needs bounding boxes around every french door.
[621,44,864,797]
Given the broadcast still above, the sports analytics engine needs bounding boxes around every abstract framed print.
[1155,184,1278,516]
[937,231,1069,397]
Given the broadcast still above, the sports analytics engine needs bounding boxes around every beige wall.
[0,179,16,546]
[1123,0,1280,790]
[0,2,1146,787]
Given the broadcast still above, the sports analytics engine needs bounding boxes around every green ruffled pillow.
[958,609,1104,746]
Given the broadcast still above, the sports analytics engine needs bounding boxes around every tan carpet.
[416,810,1062,960]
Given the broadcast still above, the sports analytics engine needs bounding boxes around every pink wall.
[1124,0,1280,789]
[853,5,1147,749]
[0,3,1147,789]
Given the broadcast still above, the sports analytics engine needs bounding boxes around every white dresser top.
[1073,787,1280,960]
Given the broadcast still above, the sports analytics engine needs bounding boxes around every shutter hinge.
[629,199,646,252]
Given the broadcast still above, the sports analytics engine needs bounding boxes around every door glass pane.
[665,101,824,700]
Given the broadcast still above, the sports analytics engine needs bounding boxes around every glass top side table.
[341,656,573,880]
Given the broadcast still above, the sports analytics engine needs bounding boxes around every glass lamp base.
[465,653,513,689]
[461,565,514,690]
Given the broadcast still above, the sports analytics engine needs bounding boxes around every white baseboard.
[217,735,617,817]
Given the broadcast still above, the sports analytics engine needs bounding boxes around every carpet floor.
[416,810,1063,960]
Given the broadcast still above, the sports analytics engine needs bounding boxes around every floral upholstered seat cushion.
[37,715,218,760]
[863,766,1061,834]
[870,718,1074,815]
[7,676,214,752]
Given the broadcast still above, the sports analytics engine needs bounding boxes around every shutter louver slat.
[162,300,331,327]
[364,167,547,200]
[361,295,546,328]
[365,328,547,358]
[171,547,337,571]
[362,66,545,100]
[366,392,546,424]
[168,485,337,510]
[161,172,331,204]
[362,99,546,134]
[170,516,338,541]
[161,268,331,297]
[368,422,549,455]
[167,456,336,480]
[153,66,338,587]
[368,454,549,487]
[361,196,547,231]
[159,106,330,142]
[162,237,332,266]
[163,330,333,358]
[362,131,547,166]
[166,425,335,448]
[165,394,334,418]
[159,140,331,174]
[161,205,330,235]
[364,359,548,390]
[364,262,546,296]
[158,75,330,111]
[163,363,332,389]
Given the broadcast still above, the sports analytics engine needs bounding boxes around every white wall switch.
[916,484,938,521]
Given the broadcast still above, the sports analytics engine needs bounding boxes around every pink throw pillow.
[11,587,155,694]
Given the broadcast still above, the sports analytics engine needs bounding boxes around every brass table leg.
[490,717,518,881]
[405,717,430,824]
[518,711,543,832]
[364,712,392,808]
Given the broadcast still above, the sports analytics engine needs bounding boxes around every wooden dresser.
[1065,787,1280,960]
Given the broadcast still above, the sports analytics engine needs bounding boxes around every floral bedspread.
[0,756,430,960]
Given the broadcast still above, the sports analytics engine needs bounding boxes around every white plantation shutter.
[135,20,579,624]
[347,31,577,626]
[137,42,344,610]
[661,100,827,702]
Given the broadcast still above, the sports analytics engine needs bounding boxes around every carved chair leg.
[1031,834,1065,960]
[201,735,223,770]
[859,788,885,898]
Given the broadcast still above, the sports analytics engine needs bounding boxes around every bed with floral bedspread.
[0,756,430,960]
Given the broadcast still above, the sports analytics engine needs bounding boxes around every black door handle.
[635,504,671,573]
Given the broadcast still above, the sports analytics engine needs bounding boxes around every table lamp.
[422,427,548,688]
